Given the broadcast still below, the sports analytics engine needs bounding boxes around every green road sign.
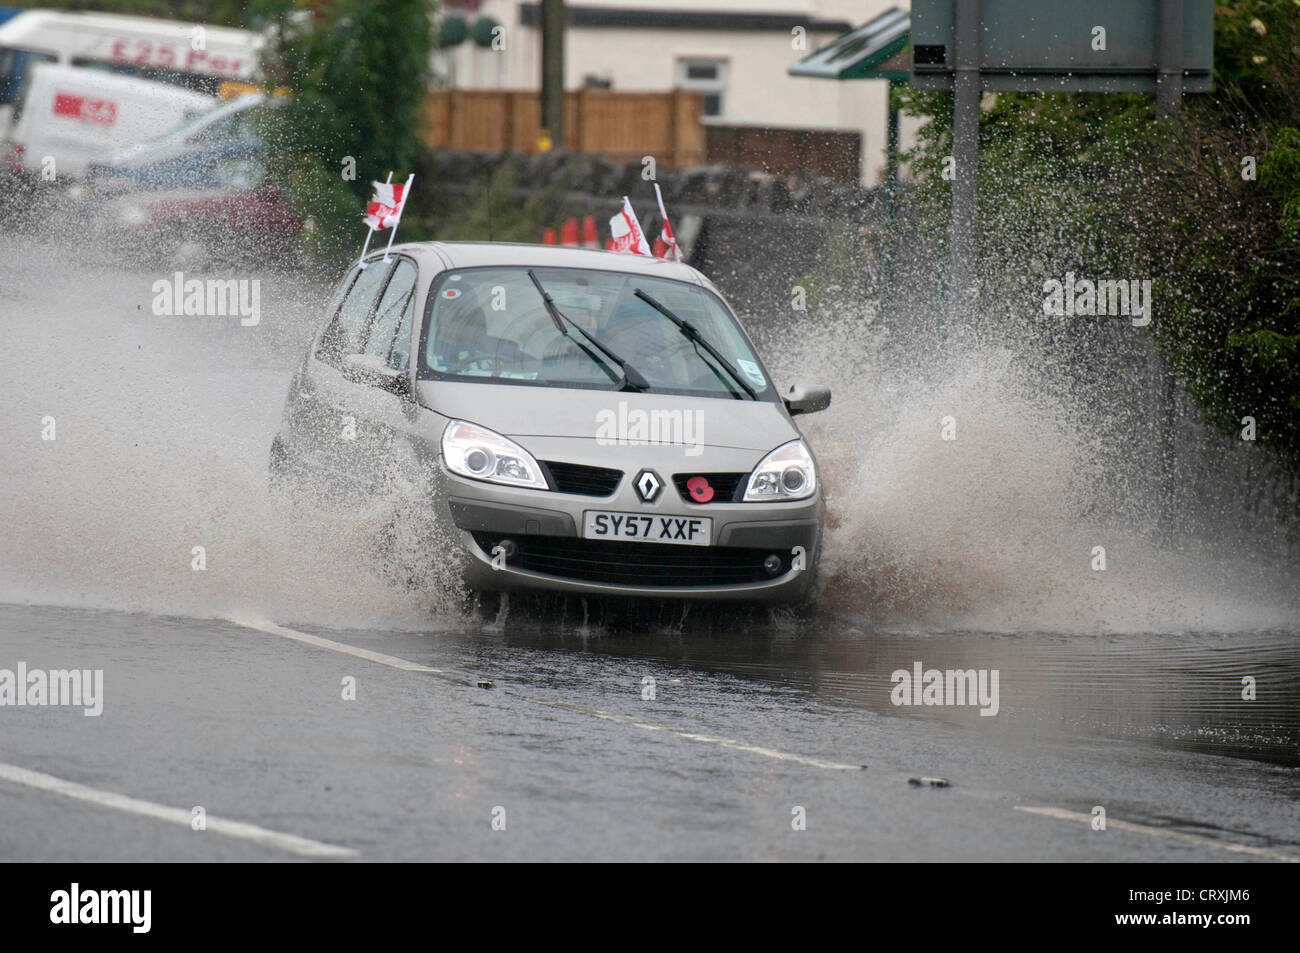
[911,0,1213,92]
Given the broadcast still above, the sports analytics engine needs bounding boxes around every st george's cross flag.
[358,172,415,265]
[364,178,410,230]
[607,196,652,256]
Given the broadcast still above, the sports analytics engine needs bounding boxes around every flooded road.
[2,603,1297,861]
[1,232,1297,861]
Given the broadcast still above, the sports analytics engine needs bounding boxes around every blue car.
[84,138,268,193]
[79,93,275,193]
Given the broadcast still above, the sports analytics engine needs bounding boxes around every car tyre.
[268,433,308,506]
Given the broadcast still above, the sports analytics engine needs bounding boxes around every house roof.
[518,3,851,33]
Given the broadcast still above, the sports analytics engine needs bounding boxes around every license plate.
[582,510,712,546]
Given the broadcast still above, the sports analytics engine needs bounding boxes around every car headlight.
[743,439,817,502]
[441,419,547,490]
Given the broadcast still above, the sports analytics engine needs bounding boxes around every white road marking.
[536,699,866,771]
[230,615,443,673]
[235,617,865,772]
[0,761,357,859]
[1014,805,1300,862]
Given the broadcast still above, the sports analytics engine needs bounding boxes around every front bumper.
[442,469,822,603]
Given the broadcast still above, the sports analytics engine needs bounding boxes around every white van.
[5,63,214,179]
[0,10,261,133]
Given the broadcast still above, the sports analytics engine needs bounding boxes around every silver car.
[270,242,831,603]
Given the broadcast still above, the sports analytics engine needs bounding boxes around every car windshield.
[159,95,265,144]
[420,266,774,399]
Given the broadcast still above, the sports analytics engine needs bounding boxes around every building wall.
[436,0,918,186]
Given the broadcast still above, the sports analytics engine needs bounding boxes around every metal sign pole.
[1156,0,1184,542]
[883,78,900,324]
[540,0,565,148]
[1156,0,1185,119]
[948,0,981,329]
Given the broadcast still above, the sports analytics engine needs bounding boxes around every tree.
[895,0,1300,470]
[259,0,435,261]
[1142,0,1300,467]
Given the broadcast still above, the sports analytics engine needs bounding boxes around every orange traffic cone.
[542,227,557,245]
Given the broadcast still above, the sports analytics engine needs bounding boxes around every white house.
[434,0,920,186]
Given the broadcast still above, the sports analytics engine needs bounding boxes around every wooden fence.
[420,88,706,167]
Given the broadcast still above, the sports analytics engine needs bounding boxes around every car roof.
[381,241,716,290]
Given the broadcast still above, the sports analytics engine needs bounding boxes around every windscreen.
[420,266,773,400]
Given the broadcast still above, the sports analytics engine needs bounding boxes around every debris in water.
[908,777,950,788]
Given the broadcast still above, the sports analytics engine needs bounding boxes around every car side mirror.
[783,383,831,416]
[342,353,411,398]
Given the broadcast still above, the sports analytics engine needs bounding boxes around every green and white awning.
[787,6,910,82]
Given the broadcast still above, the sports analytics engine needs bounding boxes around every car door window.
[189,104,266,145]
[234,105,269,144]
[388,293,416,371]
[316,260,391,367]
[325,265,359,322]
[364,259,417,364]
[0,47,57,106]
[211,156,265,190]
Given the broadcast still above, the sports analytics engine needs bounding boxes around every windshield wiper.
[632,289,757,400]
[527,269,650,392]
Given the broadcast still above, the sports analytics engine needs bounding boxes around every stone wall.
[409,149,897,316]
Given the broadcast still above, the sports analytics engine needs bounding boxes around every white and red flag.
[358,171,414,265]
[653,182,682,261]
[607,196,652,256]
[364,178,409,230]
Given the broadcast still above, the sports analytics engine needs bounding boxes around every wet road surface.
[2,603,1297,861]
[1,232,1297,862]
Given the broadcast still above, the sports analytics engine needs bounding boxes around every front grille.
[541,461,623,496]
[672,472,748,504]
[471,533,787,587]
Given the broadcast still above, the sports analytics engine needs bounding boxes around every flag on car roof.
[608,196,652,256]
[654,183,682,262]
[358,172,415,266]
[364,179,409,230]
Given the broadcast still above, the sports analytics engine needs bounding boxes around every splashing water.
[758,292,1299,633]
[0,232,456,629]
[1,231,1295,634]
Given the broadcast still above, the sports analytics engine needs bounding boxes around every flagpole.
[654,182,668,225]
[358,171,393,269]
[653,182,679,261]
[653,183,668,260]
[383,173,415,263]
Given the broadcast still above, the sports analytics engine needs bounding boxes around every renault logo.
[634,469,663,503]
